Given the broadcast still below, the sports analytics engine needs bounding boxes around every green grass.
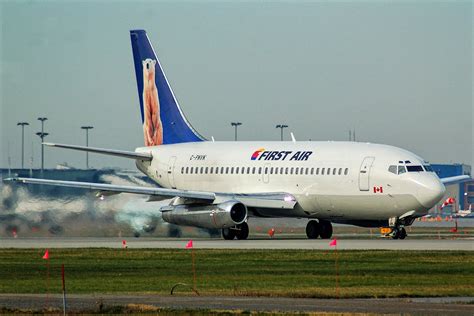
[0,249,473,298]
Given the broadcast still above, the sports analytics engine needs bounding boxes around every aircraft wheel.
[235,222,249,240]
[319,220,333,239]
[306,220,320,239]
[222,228,236,240]
[392,228,400,240]
[399,227,407,240]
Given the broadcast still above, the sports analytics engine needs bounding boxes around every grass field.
[1,249,473,298]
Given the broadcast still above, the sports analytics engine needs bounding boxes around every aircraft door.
[167,156,177,188]
[359,156,375,191]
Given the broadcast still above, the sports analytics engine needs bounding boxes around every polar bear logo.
[142,58,163,146]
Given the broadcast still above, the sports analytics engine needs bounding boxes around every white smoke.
[0,170,175,237]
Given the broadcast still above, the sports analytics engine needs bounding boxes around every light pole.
[37,117,48,171]
[275,124,288,141]
[81,126,93,169]
[231,122,242,141]
[17,122,29,168]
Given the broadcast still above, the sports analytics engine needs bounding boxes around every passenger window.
[322,168,325,175]
[275,167,279,175]
[290,167,294,174]
[316,168,319,175]
[190,167,194,174]
[258,167,262,174]
[185,167,189,174]
[388,165,397,174]
[200,167,204,174]
[333,168,337,175]
[226,167,229,174]
[338,168,342,175]
[398,166,406,174]
[280,167,284,174]
[285,167,289,175]
[221,167,225,174]
[311,167,314,175]
[252,167,256,174]
[241,167,245,174]
[205,167,209,174]
[344,168,348,175]
[295,168,299,175]
[247,167,251,174]
[265,167,268,174]
[231,167,234,174]
[210,167,214,174]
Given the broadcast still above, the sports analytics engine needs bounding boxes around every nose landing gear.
[386,217,408,240]
[390,227,407,240]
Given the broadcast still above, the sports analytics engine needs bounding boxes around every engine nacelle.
[161,200,247,229]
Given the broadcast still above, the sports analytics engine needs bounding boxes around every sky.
[1,1,472,170]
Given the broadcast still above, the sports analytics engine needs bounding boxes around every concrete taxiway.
[1,237,473,250]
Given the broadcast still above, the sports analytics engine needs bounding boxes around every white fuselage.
[136,141,445,223]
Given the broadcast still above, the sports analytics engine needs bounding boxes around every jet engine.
[161,200,247,229]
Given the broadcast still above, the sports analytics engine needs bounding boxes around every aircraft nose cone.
[416,175,446,208]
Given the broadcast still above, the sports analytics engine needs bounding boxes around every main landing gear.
[222,222,249,240]
[306,220,333,239]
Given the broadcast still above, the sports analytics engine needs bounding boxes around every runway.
[1,237,473,250]
[0,294,473,315]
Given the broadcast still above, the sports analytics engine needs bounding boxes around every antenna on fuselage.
[290,132,296,143]
[211,136,215,142]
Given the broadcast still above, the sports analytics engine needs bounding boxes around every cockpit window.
[424,165,433,172]
[407,165,424,172]
[398,166,406,174]
[388,165,397,174]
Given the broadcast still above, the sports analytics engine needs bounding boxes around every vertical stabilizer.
[130,30,205,146]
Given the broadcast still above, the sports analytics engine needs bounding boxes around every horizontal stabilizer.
[43,142,152,161]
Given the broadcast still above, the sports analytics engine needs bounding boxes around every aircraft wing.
[440,175,471,186]
[5,178,297,209]
[6,177,214,202]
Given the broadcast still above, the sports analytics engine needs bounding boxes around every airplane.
[455,205,472,218]
[6,29,471,240]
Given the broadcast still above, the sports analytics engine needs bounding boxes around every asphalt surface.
[0,294,473,315]
[1,237,473,250]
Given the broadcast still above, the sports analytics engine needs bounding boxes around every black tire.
[319,220,333,239]
[235,222,249,240]
[222,228,236,240]
[399,227,407,240]
[306,220,320,239]
[392,228,400,240]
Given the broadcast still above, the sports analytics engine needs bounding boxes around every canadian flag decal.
[373,186,383,193]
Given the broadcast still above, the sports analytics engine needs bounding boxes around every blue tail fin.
[130,29,205,146]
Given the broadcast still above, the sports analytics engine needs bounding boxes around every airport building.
[431,163,472,212]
